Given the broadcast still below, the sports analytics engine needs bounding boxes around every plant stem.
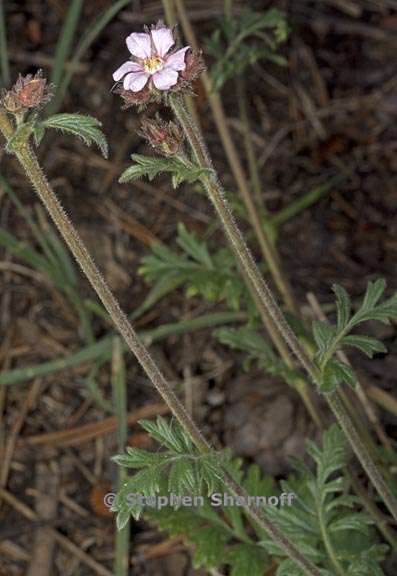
[170,95,317,381]
[0,110,209,454]
[0,311,245,387]
[172,0,297,314]
[111,338,130,576]
[169,94,397,525]
[221,474,323,576]
[0,109,322,576]
[317,493,346,576]
[328,391,397,525]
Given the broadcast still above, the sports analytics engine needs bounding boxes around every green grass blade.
[0,228,55,276]
[85,361,113,412]
[48,0,131,114]
[1,177,94,339]
[0,175,54,262]
[50,0,85,89]
[271,176,345,228]
[0,0,10,87]
[111,337,130,576]
[0,311,244,386]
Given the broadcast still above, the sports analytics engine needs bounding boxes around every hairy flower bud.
[114,85,153,110]
[1,70,52,113]
[139,116,184,156]
[171,50,206,94]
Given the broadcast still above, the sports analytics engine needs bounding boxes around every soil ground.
[0,1,396,574]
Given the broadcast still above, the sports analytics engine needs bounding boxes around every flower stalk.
[170,94,318,381]
[171,0,298,314]
[0,107,322,576]
[169,94,397,525]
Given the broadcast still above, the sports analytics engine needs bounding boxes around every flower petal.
[113,61,143,81]
[151,27,174,57]
[152,68,178,90]
[165,46,190,71]
[126,32,152,58]
[124,72,150,92]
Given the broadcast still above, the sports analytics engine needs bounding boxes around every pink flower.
[113,26,190,92]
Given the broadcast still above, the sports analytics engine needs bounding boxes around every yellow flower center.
[143,56,163,73]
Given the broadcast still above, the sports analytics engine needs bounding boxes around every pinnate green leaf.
[341,335,387,358]
[119,153,210,188]
[42,113,108,157]
[332,284,351,331]
[227,544,269,576]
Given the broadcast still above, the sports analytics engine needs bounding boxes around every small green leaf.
[361,279,386,311]
[228,544,269,576]
[112,448,170,468]
[312,321,335,354]
[168,458,197,495]
[139,416,193,454]
[126,466,162,497]
[321,360,356,393]
[119,154,209,187]
[341,335,387,358]
[116,507,131,531]
[332,284,351,331]
[190,526,229,569]
[42,113,108,157]
[329,513,372,535]
[176,223,213,268]
[33,124,45,147]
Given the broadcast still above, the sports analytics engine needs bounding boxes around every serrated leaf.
[139,416,191,453]
[228,543,269,576]
[312,321,336,354]
[168,458,197,495]
[112,448,170,468]
[116,506,131,530]
[190,526,229,569]
[244,464,274,497]
[361,279,386,311]
[176,223,213,267]
[333,284,351,331]
[42,113,108,157]
[33,124,45,147]
[216,326,296,381]
[321,360,356,393]
[275,559,306,576]
[276,560,332,576]
[260,425,382,574]
[341,335,387,358]
[206,8,288,91]
[119,153,209,187]
[325,494,359,514]
[124,466,163,498]
[329,513,372,535]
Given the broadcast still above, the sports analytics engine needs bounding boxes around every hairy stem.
[169,94,397,525]
[0,108,322,576]
[328,391,397,524]
[170,95,317,381]
[222,473,323,576]
[172,0,297,313]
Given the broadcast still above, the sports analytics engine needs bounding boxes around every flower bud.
[114,85,153,110]
[1,70,52,113]
[139,116,184,156]
[171,50,206,94]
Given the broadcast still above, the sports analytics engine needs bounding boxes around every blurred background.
[0,0,396,574]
